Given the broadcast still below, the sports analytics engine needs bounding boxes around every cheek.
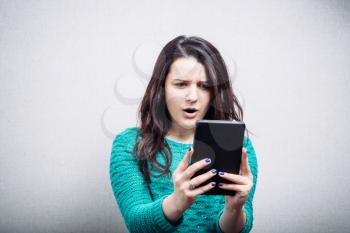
[166,97,182,113]
[165,89,183,106]
[166,99,182,119]
[201,92,211,106]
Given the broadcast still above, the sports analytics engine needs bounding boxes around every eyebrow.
[173,79,208,83]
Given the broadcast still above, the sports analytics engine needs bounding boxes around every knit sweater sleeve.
[109,128,181,233]
[215,137,258,233]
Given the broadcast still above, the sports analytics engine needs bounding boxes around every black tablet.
[190,120,246,195]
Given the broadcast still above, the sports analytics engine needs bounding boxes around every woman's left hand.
[218,148,253,212]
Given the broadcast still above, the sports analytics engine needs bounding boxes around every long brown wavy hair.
[134,35,243,184]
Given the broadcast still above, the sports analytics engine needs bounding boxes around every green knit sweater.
[109,127,258,233]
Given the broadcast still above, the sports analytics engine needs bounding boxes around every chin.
[180,120,197,130]
[183,124,195,130]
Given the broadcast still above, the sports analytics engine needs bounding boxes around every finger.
[217,183,251,197]
[218,183,246,191]
[218,172,250,185]
[240,148,251,176]
[189,168,217,188]
[176,147,193,172]
[190,181,216,196]
[183,157,212,179]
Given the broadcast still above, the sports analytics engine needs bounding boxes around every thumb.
[177,147,193,172]
[240,148,251,176]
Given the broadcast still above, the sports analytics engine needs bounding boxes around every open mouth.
[183,108,198,118]
[184,108,198,113]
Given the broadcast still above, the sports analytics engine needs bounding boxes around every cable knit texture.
[110,127,258,233]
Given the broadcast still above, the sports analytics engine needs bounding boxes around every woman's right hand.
[171,147,217,212]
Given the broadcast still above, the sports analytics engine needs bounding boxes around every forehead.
[168,57,208,81]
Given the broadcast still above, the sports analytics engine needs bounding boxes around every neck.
[166,123,195,144]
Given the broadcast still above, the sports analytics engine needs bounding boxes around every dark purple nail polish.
[218,183,223,187]
[219,171,224,176]
[205,158,211,163]
[211,182,216,186]
[211,169,217,174]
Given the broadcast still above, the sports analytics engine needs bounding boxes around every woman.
[109,35,258,233]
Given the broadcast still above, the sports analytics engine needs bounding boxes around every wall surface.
[1,1,350,232]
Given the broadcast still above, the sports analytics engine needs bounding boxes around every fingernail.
[205,158,211,163]
[218,183,223,187]
[219,171,224,176]
[211,169,217,174]
[211,182,216,186]
[188,147,192,152]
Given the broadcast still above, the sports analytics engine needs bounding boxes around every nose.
[185,85,198,102]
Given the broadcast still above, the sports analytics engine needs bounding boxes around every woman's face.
[165,56,212,132]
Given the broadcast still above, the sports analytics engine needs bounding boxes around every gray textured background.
[1,0,350,232]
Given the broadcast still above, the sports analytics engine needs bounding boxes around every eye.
[175,82,187,88]
[199,83,210,90]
